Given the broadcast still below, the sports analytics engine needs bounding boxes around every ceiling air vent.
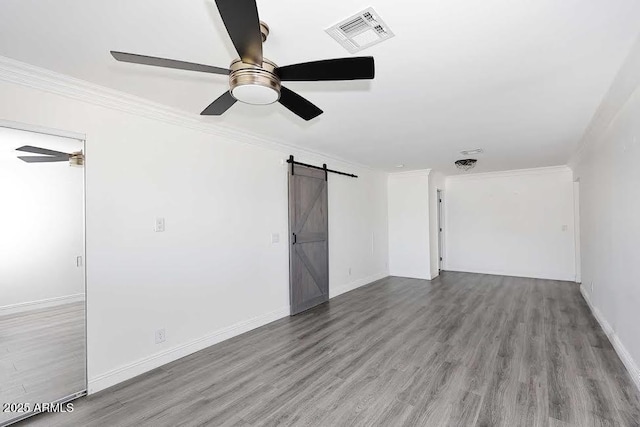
[460,148,484,156]
[326,7,395,53]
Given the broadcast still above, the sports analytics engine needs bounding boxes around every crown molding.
[446,165,571,181]
[569,35,640,168]
[387,168,431,177]
[0,55,375,172]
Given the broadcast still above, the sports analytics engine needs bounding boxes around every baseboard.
[387,270,431,280]
[580,285,640,393]
[89,273,388,394]
[88,305,290,394]
[444,266,575,282]
[330,271,389,298]
[0,293,85,316]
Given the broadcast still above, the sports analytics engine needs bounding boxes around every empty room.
[0,0,639,426]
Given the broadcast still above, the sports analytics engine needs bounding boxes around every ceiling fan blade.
[279,87,323,121]
[201,91,237,115]
[277,57,375,81]
[15,145,70,157]
[18,156,69,163]
[111,51,229,75]
[214,0,263,65]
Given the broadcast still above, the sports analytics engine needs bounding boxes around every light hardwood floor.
[19,273,640,426]
[1,302,86,426]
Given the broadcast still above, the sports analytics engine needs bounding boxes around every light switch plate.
[155,217,165,232]
[271,233,280,244]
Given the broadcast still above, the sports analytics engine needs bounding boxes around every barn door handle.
[292,233,297,245]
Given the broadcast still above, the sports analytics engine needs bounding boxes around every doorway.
[288,162,329,315]
[437,189,444,272]
[0,121,86,425]
[573,180,581,283]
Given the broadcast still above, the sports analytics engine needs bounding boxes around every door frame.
[573,180,581,283]
[437,188,444,272]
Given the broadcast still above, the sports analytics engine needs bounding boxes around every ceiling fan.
[16,145,84,167]
[110,0,375,121]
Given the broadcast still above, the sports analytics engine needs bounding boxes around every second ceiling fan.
[16,145,84,166]
[111,0,375,121]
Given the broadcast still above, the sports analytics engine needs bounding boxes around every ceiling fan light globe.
[231,84,280,105]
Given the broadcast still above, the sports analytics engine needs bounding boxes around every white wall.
[0,127,84,312]
[445,167,576,281]
[573,181,581,283]
[0,64,389,393]
[387,171,431,280]
[571,34,640,390]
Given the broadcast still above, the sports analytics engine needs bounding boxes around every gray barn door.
[288,164,329,315]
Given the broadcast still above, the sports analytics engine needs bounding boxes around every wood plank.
[14,273,640,427]
[0,302,85,426]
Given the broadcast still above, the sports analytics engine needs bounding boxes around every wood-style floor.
[1,302,85,426]
[21,273,640,426]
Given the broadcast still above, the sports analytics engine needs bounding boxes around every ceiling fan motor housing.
[259,21,269,42]
[229,58,281,105]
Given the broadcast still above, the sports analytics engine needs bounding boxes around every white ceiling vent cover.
[326,7,395,53]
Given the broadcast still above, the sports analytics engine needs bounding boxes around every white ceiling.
[1,0,639,174]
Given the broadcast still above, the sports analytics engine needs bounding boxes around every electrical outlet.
[348,267,352,276]
[155,329,166,344]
